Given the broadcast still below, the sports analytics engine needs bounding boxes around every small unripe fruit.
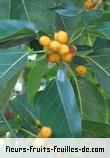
[38,126,52,138]
[69,45,77,55]
[39,36,51,47]
[47,53,60,63]
[61,53,74,63]
[35,120,41,127]
[84,0,96,10]
[59,44,70,56]
[49,40,61,52]
[4,109,14,120]
[56,31,69,44]
[76,65,87,75]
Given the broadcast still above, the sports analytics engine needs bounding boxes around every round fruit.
[47,53,60,63]
[59,44,70,56]
[84,0,96,10]
[35,120,41,127]
[56,31,69,44]
[49,40,61,52]
[76,65,87,75]
[69,45,77,55]
[61,53,74,63]
[39,36,51,47]
[4,109,14,120]
[38,126,52,138]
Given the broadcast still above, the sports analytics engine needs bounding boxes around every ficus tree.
[0,0,110,138]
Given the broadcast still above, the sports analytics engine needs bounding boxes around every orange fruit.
[49,40,61,52]
[55,31,69,44]
[47,53,60,63]
[39,36,51,47]
[76,65,87,75]
[61,53,74,63]
[38,126,52,138]
[59,44,70,55]
[84,0,96,10]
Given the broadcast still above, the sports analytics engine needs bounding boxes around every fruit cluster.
[39,31,77,63]
[84,0,98,10]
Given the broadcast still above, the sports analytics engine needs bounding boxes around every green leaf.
[89,12,110,25]
[27,59,47,104]
[107,98,110,123]
[83,9,104,24]
[0,20,36,48]
[89,22,110,39]
[0,0,10,19]
[0,111,16,137]
[72,77,108,123]
[10,0,56,33]
[35,76,81,138]
[0,71,22,111]
[55,10,84,40]
[93,38,110,49]
[10,94,37,134]
[54,0,83,17]
[82,120,110,138]
[55,5,104,44]
[87,48,110,96]
[0,47,28,110]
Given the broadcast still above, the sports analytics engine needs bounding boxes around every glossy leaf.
[0,0,10,19]
[10,94,37,134]
[89,22,110,39]
[35,76,81,138]
[0,47,28,110]
[27,59,47,104]
[0,20,36,48]
[87,48,110,95]
[10,0,56,33]
[82,120,110,138]
[72,78,108,123]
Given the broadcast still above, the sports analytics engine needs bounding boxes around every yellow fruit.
[84,0,97,10]
[49,40,61,52]
[38,126,52,138]
[47,53,60,63]
[59,44,70,56]
[56,31,69,44]
[76,65,87,75]
[39,36,51,47]
[61,53,74,63]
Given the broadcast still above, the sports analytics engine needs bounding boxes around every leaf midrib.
[56,79,73,137]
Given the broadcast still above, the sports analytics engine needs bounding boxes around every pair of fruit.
[84,0,99,10]
[39,31,77,63]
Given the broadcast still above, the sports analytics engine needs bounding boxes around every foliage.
[0,0,110,138]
